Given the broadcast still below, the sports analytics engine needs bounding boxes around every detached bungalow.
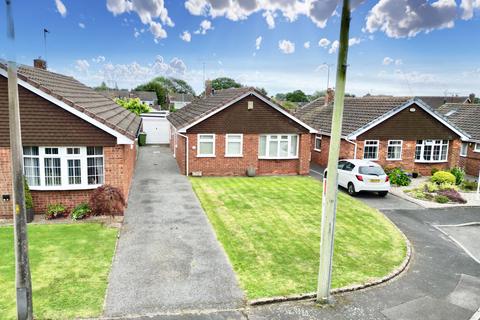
[167,87,317,176]
[0,61,141,218]
[438,103,480,176]
[296,93,470,175]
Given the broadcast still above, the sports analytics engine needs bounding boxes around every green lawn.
[0,223,118,319]
[190,176,407,299]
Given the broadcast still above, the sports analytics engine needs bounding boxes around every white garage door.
[141,111,170,144]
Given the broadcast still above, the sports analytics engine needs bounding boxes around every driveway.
[103,145,244,318]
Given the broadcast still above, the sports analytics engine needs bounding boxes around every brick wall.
[310,135,355,167]
[172,132,310,176]
[463,143,480,176]
[0,144,137,218]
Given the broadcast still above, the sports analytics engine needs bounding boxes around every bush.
[424,182,439,193]
[89,185,126,216]
[45,203,68,219]
[431,168,440,176]
[71,203,91,221]
[438,182,458,191]
[438,189,467,204]
[450,167,465,185]
[23,177,33,210]
[387,168,411,186]
[461,180,479,191]
[431,171,456,185]
[435,195,450,204]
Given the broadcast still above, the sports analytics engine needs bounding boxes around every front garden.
[190,176,407,299]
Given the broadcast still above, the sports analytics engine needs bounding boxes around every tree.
[275,93,286,101]
[286,90,308,102]
[211,77,242,90]
[255,87,268,96]
[135,76,195,107]
[94,81,111,91]
[115,98,151,115]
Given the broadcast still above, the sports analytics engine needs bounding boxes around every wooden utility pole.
[5,0,34,318]
[316,0,351,304]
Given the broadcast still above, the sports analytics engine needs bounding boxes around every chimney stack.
[204,80,213,97]
[34,58,47,70]
[469,93,476,103]
[324,88,335,106]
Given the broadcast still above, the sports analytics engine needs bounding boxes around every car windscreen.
[359,166,385,176]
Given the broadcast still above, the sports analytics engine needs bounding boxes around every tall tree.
[255,87,268,96]
[135,76,195,107]
[211,77,242,90]
[286,90,308,102]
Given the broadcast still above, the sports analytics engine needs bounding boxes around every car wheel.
[378,191,388,197]
[347,183,357,196]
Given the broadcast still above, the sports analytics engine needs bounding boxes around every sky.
[1,0,480,97]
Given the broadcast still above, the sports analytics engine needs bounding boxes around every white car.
[325,159,390,197]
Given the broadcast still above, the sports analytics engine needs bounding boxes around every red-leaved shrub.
[89,185,126,216]
[437,189,467,204]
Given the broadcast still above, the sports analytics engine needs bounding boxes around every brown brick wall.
[463,143,480,176]
[310,135,355,168]
[172,133,310,176]
[0,144,137,218]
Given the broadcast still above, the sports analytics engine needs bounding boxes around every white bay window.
[23,146,104,190]
[259,134,298,159]
[415,140,449,162]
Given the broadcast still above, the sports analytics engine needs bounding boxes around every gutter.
[176,132,189,176]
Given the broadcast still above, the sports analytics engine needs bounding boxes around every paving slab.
[438,224,480,264]
[447,274,480,312]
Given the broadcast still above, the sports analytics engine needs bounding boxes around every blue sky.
[1,0,480,96]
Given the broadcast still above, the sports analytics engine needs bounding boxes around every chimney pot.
[34,58,47,70]
[324,88,335,106]
[469,93,475,103]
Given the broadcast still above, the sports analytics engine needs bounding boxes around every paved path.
[103,145,244,318]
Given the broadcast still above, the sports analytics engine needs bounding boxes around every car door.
[342,161,356,187]
[337,161,347,187]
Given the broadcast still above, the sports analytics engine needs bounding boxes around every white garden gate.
[141,111,170,144]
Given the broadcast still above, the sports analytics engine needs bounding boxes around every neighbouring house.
[167,87,317,176]
[0,61,141,218]
[101,90,157,107]
[438,102,480,176]
[296,92,470,176]
[168,93,194,110]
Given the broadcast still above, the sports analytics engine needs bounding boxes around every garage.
[141,111,170,144]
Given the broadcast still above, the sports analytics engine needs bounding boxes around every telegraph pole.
[5,0,34,318]
[316,0,351,304]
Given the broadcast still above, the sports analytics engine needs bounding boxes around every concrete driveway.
[103,145,244,318]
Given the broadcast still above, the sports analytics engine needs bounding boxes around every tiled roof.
[295,96,413,136]
[417,96,469,110]
[0,63,141,141]
[168,93,195,102]
[437,103,480,141]
[167,87,255,129]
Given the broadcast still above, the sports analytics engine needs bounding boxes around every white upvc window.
[363,140,379,160]
[197,134,215,157]
[415,140,449,162]
[314,134,322,152]
[475,143,480,153]
[387,140,403,160]
[225,134,243,157]
[22,146,104,190]
[259,134,299,159]
[460,142,469,157]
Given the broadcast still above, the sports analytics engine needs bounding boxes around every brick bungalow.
[438,103,480,176]
[296,93,470,176]
[167,87,317,176]
[0,61,141,218]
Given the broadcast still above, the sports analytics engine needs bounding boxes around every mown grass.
[0,223,118,319]
[190,176,406,299]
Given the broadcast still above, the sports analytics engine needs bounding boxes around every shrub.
[89,185,126,216]
[435,195,449,204]
[45,203,68,219]
[424,182,439,193]
[438,189,467,204]
[23,177,33,210]
[387,168,411,186]
[431,171,456,185]
[450,167,465,185]
[431,168,440,176]
[461,180,479,191]
[71,203,91,221]
[438,182,458,191]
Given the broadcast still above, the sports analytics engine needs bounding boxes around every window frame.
[387,140,403,161]
[414,139,449,163]
[314,134,322,152]
[363,140,379,160]
[474,143,480,153]
[23,146,104,191]
[197,134,216,157]
[258,134,299,160]
[225,134,243,157]
[460,142,469,157]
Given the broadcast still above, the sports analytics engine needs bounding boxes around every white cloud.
[255,36,263,50]
[78,22,86,29]
[460,0,480,19]
[75,59,90,72]
[106,0,174,40]
[304,41,311,49]
[134,29,141,37]
[194,19,213,35]
[365,0,458,38]
[263,11,276,29]
[348,37,362,46]
[92,56,106,63]
[278,40,295,54]
[55,0,67,17]
[383,57,394,65]
[395,59,403,65]
[169,57,187,74]
[180,31,192,42]
[318,38,331,48]
[328,40,339,54]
